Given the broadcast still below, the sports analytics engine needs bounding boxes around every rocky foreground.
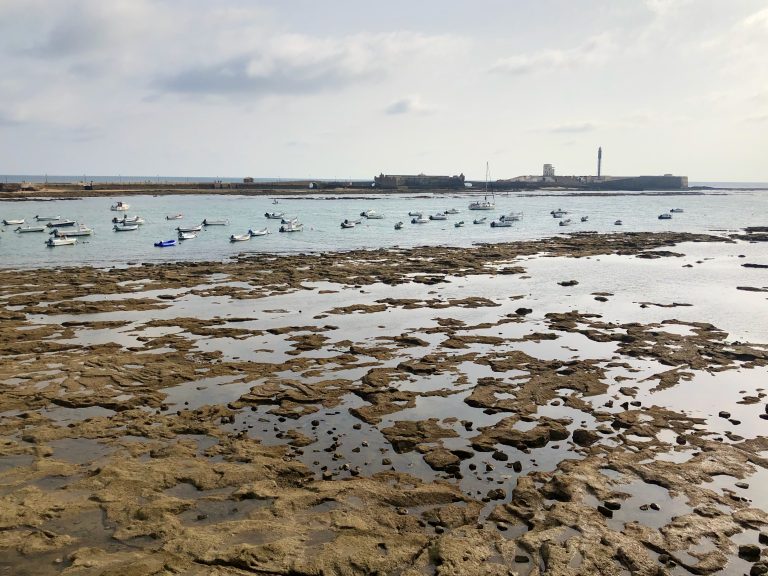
[1,231,768,575]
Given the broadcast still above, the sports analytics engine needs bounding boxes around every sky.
[0,0,766,181]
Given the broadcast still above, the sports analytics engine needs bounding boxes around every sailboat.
[468,162,495,211]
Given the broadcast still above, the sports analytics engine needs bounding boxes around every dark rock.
[514,555,530,563]
[751,561,768,576]
[573,429,600,447]
[718,411,731,419]
[558,280,579,287]
[597,505,613,518]
[649,502,660,511]
[512,461,523,473]
[486,488,506,500]
[739,544,761,562]
[759,532,768,545]
[515,307,533,316]
[736,481,750,489]
[594,296,608,302]
[491,450,508,462]
[604,500,621,511]
[676,435,686,445]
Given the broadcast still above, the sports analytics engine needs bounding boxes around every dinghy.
[154,239,177,247]
[166,214,183,220]
[472,217,487,225]
[203,219,229,226]
[230,233,251,242]
[265,212,284,219]
[35,215,60,221]
[341,220,356,229]
[454,221,465,228]
[47,220,76,228]
[279,221,303,233]
[53,225,92,237]
[46,236,77,247]
[111,201,130,211]
[114,224,139,232]
[248,228,269,237]
[15,226,45,233]
[394,221,404,230]
[3,219,24,225]
[177,224,203,233]
[178,231,197,240]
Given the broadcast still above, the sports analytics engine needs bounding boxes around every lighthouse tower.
[597,147,602,179]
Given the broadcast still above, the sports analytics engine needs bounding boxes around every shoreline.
[2,231,768,575]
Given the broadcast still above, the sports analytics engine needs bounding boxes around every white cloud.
[490,34,614,76]
[385,95,433,115]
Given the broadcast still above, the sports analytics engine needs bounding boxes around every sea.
[0,187,766,269]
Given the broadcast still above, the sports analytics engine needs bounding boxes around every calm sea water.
[0,190,766,269]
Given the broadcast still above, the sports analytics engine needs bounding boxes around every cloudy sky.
[1,0,766,181]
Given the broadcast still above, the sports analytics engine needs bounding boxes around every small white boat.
[429,213,447,221]
[445,208,460,215]
[581,216,589,222]
[111,201,130,211]
[280,221,303,233]
[408,211,423,217]
[178,231,197,240]
[614,220,623,226]
[559,218,572,227]
[3,219,24,225]
[34,215,60,221]
[454,221,465,228]
[500,212,522,222]
[394,221,404,230]
[551,209,567,218]
[670,208,684,213]
[15,226,45,233]
[113,216,144,225]
[658,213,672,220]
[203,219,229,226]
[177,224,203,233]
[230,233,251,242]
[360,209,383,219]
[113,224,139,232]
[248,228,269,237]
[265,212,284,219]
[53,225,92,237]
[166,214,183,220]
[47,220,76,228]
[272,199,279,205]
[46,236,77,247]
[411,216,429,224]
[281,217,298,224]
[490,219,512,228]
[473,217,487,225]
[341,220,357,229]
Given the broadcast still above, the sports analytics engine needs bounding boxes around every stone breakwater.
[1,231,768,575]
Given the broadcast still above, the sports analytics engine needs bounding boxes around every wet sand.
[1,231,768,575]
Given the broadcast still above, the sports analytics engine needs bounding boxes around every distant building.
[374,173,465,189]
[543,164,555,177]
[243,177,254,183]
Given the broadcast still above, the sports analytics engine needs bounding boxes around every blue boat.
[154,239,177,248]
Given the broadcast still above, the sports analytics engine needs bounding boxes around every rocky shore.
[1,231,768,575]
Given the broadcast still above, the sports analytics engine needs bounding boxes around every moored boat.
[47,220,76,228]
[111,201,130,211]
[46,236,77,247]
[500,212,522,222]
[178,231,197,240]
[559,218,572,227]
[614,220,623,226]
[454,220,465,228]
[360,209,383,219]
[490,219,512,228]
[394,221,404,230]
[411,216,429,224]
[3,219,24,225]
[281,217,298,224]
[341,220,356,229]
[445,208,460,215]
[248,228,269,237]
[34,215,60,221]
[429,213,447,221]
[265,212,284,219]
[166,214,183,220]
[551,209,567,218]
[112,215,144,225]
[113,224,139,232]
[670,208,684,213]
[469,162,496,210]
[473,217,487,225]
[658,213,672,220]
[176,224,203,233]
[15,226,45,233]
[408,211,423,217]
[53,225,93,237]
[203,219,229,226]
[230,233,251,242]
[154,239,177,247]
[581,216,589,222]
[279,221,303,233]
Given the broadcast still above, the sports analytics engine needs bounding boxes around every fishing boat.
[53,225,92,237]
[559,218,572,227]
[472,217,487,225]
[272,199,279,204]
[111,201,130,211]
[454,221,465,228]
[670,208,684,213]
[429,213,447,221]
[113,224,139,232]
[614,220,623,226]
[500,212,522,222]
[411,216,429,224]
[341,220,357,229]
[166,214,183,220]
[445,208,460,215]
[248,228,269,237]
[279,221,303,233]
[394,221,404,230]
[46,236,77,247]
[178,231,197,240]
[230,233,251,242]
[46,220,76,228]
[408,211,423,217]
[265,212,284,219]
[490,219,512,228]
[658,213,672,220]
[360,209,382,219]
[281,216,298,224]
[3,219,24,225]
[203,219,229,226]
[581,216,589,222]
[551,209,567,218]
[34,215,60,221]
[15,226,45,233]
[469,162,496,210]
[176,224,203,233]
[154,239,177,247]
